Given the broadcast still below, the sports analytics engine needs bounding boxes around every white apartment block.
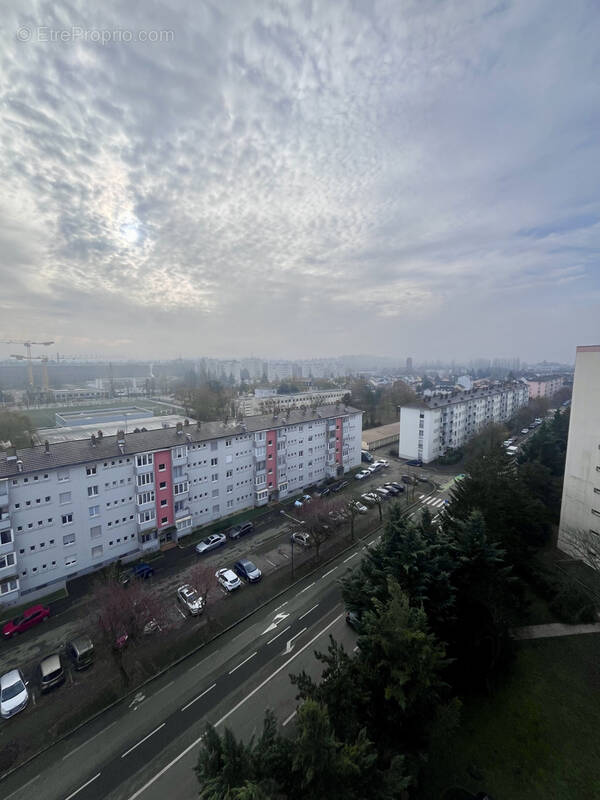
[238,389,347,417]
[524,375,564,399]
[398,383,529,463]
[557,346,600,566]
[0,405,362,607]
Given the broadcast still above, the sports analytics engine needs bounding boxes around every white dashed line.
[62,720,119,761]
[321,567,337,579]
[266,559,278,567]
[180,683,217,712]
[228,651,257,675]
[274,601,289,612]
[121,723,166,758]
[266,625,292,645]
[282,709,297,726]
[64,773,101,800]
[297,582,315,595]
[343,552,359,563]
[299,603,319,620]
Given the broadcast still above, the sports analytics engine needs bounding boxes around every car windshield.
[201,539,211,546]
[244,561,257,571]
[10,616,24,627]
[186,590,199,602]
[1,679,24,701]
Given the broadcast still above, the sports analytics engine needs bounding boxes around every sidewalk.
[513,622,600,640]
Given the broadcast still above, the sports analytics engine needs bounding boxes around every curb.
[0,516,386,785]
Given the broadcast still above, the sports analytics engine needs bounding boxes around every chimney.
[185,433,192,443]
[44,440,50,454]
[97,430,103,440]
[184,418,190,427]
[6,447,17,462]
[91,434,96,447]
[16,459,23,472]
[176,422,183,436]
[117,430,125,445]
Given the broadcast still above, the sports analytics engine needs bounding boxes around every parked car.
[67,636,95,670]
[216,568,242,592]
[374,487,391,499]
[120,562,154,585]
[332,481,348,492]
[374,459,389,468]
[291,531,312,548]
[355,470,370,480]
[228,521,254,540]
[360,493,378,507]
[349,500,368,514]
[406,459,422,466]
[401,475,413,484]
[177,584,204,615]
[0,669,29,719]
[234,558,262,583]
[361,450,374,463]
[328,509,348,523]
[367,464,380,473]
[387,481,405,492]
[520,428,529,435]
[384,484,400,496]
[317,486,331,498]
[3,604,50,638]
[39,654,65,694]
[294,494,312,507]
[143,618,161,635]
[195,533,227,554]
[345,610,361,630]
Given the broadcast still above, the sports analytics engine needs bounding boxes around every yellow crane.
[0,339,54,387]
[10,354,51,390]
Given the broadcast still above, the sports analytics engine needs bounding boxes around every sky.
[0,0,598,365]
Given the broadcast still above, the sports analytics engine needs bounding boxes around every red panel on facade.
[153,449,174,528]
[266,430,278,490]
[335,417,343,465]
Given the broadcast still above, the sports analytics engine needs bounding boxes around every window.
[57,470,70,482]
[63,533,76,546]
[225,439,232,447]
[61,513,73,525]
[211,473,219,482]
[173,465,184,478]
[91,545,103,558]
[210,457,218,466]
[211,441,218,451]
[159,481,166,489]
[212,504,220,513]
[59,491,71,504]
[227,485,233,494]
[88,505,100,518]
[160,499,168,507]
[0,579,18,595]
[161,516,168,524]
[87,485,99,497]
[64,556,77,568]
[212,488,219,498]
[86,466,97,476]
[0,553,16,569]
[138,490,155,505]
[138,509,156,523]
[136,454,153,467]
[174,446,187,459]
[158,463,166,472]
[0,530,13,545]
[137,473,153,487]
[90,525,102,540]
[226,469,233,478]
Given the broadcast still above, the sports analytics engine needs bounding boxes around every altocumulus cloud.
[0,0,599,360]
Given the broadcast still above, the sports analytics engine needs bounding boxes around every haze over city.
[1,0,598,363]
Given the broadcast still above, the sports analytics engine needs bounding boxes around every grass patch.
[419,634,600,800]
[0,586,68,624]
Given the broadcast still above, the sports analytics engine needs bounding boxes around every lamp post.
[280,509,304,578]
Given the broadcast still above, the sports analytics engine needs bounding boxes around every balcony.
[0,480,7,503]
[136,495,155,509]
[0,533,15,557]
[171,449,188,466]
[173,481,190,498]
[175,505,191,520]
[0,556,17,581]
[137,516,156,532]
[0,516,11,534]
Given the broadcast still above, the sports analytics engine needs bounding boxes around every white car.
[293,494,312,508]
[374,459,389,468]
[349,500,368,514]
[0,669,29,719]
[216,568,242,592]
[520,428,529,435]
[355,470,370,480]
[291,531,312,548]
[195,533,227,554]
[177,584,204,616]
[360,493,378,507]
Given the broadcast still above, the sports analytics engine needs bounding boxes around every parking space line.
[64,772,101,800]
[180,682,217,712]
[299,603,319,620]
[228,651,257,675]
[121,723,166,758]
[267,624,291,645]
[266,559,278,567]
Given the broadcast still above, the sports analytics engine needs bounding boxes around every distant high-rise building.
[557,345,600,568]
[406,357,413,372]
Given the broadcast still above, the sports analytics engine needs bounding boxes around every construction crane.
[10,354,50,390]
[0,340,54,387]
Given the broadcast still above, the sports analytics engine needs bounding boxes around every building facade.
[0,405,362,606]
[398,383,529,463]
[524,376,564,399]
[557,346,600,566]
[238,389,347,417]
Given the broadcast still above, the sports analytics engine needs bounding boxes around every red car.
[2,605,50,638]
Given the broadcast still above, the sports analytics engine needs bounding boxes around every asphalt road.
[0,467,456,800]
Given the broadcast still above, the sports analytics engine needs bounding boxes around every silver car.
[0,669,29,719]
[177,584,204,615]
[195,533,227,554]
[215,568,242,592]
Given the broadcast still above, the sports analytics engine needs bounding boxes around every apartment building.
[524,375,564,399]
[557,346,600,566]
[0,405,362,606]
[238,389,347,417]
[398,383,529,463]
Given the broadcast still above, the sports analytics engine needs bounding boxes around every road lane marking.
[368,539,376,545]
[62,720,119,760]
[299,603,319,621]
[121,723,166,758]
[64,772,101,800]
[343,552,358,563]
[297,581,315,595]
[274,601,288,612]
[228,651,257,675]
[152,680,174,699]
[180,683,217,712]
[266,624,291,645]
[3,772,41,800]
[266,559,278,567]
[282,709,297,726]
[127,611,345,800]
[284,627,308,653]
[321,567,337,579]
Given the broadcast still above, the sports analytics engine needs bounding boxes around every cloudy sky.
[1,0,598,364]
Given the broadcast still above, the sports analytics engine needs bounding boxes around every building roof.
[35,415,191,445]
[0,404,362,479]
[400,383,526,412]
[362,423,401,444]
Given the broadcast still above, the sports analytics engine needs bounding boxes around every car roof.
[40,654,62,673]
[220,568,237,577]
[236,558,253,567]
[1,669,22,687]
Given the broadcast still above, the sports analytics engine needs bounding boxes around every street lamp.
[280,509,305,579]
